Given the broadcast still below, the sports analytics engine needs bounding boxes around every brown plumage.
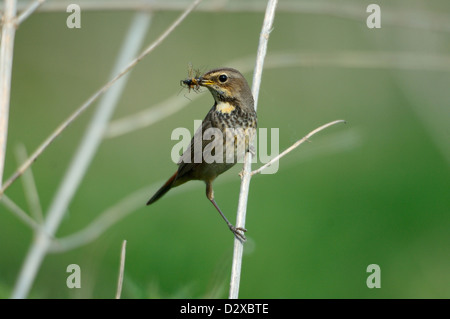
[147,68,257,241]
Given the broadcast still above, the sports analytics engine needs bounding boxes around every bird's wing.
[176,108,216,179]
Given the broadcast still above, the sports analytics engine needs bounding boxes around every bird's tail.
[146,171,178,205]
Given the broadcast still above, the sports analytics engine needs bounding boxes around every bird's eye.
[218,74,228,83]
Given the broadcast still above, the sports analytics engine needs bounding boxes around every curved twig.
[251,120,346,176]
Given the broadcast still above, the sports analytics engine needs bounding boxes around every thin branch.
[115,240,127,299]
[48,182,161,252]
[0,0,17,189]
[252,120,347,175]
[229,0,278,300]
[0,0,202,197]
[14,144,43,222]
[0,195,50,237]
[104,94,199,139]
[16,0,45,25]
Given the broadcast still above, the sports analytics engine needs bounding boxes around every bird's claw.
[230,225,247,242]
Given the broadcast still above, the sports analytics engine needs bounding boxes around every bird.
[146,67,257,241]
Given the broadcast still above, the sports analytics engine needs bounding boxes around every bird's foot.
[230,225,247,242]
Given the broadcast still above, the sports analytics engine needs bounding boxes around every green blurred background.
[1,0,449,298]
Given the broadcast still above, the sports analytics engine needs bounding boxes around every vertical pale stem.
[0,0,17,187]
[115,240,127,299]
[229,0,278,299]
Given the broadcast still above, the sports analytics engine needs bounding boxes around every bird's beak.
[197,78,214,87]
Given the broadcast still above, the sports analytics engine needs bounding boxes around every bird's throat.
[215,101,236,114]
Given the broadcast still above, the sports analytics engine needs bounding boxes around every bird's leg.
[206,182,247,242]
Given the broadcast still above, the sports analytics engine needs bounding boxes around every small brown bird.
[147,68,257,241]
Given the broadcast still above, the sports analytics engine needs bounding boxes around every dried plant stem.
[115,240,127,299]
[14,144,43,222]
[0,0,202,197]
[16,0,45,25]
[252,120,346,175]
[104,94,198,139]
[229,0,278,300]
[48,182,162,252]
[0,194,48,236]
[0,0,17,188]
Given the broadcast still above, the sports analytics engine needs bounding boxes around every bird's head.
[183,68,254,112]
